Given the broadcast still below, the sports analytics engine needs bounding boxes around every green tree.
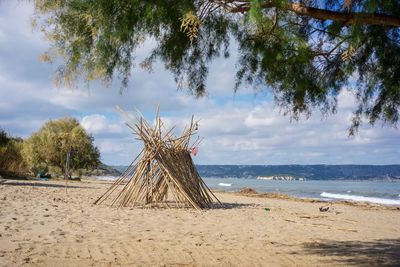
[0,129,26,176]
[22,118,100,177]
[32,0,400,134]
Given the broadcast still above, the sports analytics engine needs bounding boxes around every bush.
[0,129,27,176]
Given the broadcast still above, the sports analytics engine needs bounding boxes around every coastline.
[0,178,399,266]
[233,188,400,211]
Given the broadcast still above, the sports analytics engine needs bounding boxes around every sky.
[0,2,399,166]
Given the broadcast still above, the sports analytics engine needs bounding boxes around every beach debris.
[238,188,258,195]
[319,206,330,212]
[94,107,220,210]
[337,228,358,232]
[190,146,198,156]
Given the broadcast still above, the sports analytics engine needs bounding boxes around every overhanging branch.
[221,1,400,27]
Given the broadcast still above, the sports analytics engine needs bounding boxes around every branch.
[225,1,400,27]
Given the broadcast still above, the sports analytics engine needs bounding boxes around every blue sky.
[1,2,399,166]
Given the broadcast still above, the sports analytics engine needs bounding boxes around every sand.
[0,179,399,266]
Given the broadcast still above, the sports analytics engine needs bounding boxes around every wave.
[218,183,232,187]
[320,192,400,205]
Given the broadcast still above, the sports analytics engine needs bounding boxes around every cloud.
[244,105,277,128]
[97,140,126,153]
[0,2,399,166]
[81,114,123,134]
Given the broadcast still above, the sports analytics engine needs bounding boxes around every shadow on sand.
[212,202,257,210]
[303,238,400,266]
[0,180,91,189]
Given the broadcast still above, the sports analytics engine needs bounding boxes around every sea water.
[203,178,400,205]
[95,175,400,205]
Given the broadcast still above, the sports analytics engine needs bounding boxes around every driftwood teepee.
[94,108,220,210]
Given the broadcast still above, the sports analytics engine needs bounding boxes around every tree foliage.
[22,118,100,176]
[33,0,400,134]
[0,129,26,176]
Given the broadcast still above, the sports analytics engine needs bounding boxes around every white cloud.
[245,107,276,127]
[0,29,6,44]
[81,114,123,134]
[0,2,399,166]
[97,140,126,153]
[0,1,46,47]
[337,89,358,109]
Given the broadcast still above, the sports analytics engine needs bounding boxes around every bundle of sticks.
[94,107,220,210]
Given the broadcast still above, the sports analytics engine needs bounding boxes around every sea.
[204,178,400,205]
[96,165,400,206]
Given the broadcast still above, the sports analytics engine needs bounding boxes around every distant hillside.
[112,165,400,180]
[196,165,400,180]
[88,163,122,176]
[112,165,129,174]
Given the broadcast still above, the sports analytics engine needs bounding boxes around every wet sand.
[0,179,399,266]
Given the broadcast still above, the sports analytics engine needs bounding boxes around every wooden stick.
[94,106,221,210]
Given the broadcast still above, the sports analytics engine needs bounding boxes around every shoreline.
[2,176,400,209]
[91,176,400,207]
[233,188,400,210]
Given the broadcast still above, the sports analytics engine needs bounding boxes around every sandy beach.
[0,179,399,266]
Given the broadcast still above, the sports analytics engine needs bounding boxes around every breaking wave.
[320,192,400,205]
